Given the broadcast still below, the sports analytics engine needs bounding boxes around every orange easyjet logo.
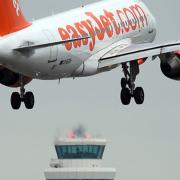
[13,0,20,16]
[58,4,148,51]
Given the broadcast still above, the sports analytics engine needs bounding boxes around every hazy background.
[0,0,180,180]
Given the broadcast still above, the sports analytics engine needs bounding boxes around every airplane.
[1,0,180,110]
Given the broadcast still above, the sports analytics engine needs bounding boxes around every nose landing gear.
[11,76,35,110]
[120,61,144,105]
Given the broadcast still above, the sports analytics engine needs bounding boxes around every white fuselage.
[0,0,157,80]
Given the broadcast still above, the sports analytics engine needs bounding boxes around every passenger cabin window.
[55,145,105,159]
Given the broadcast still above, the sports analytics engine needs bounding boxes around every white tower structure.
[44,134,116,180]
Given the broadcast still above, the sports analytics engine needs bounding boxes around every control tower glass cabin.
[44,138,116,180]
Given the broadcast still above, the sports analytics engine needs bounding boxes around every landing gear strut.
[11,76,35,110]
[120,61,144,105]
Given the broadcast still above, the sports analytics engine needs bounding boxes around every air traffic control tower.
[44,130,116,180]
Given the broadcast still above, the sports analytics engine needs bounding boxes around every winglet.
[0,0,31,36]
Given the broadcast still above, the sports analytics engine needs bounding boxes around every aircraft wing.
[98,40,180,68]
[14,36,90,51]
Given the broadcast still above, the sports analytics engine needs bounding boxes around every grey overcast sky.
[0,1,180,180]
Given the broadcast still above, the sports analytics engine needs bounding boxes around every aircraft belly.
[30,48,90,80]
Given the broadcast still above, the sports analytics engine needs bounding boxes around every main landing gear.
[120,61,144,105]
[11,76,35,110]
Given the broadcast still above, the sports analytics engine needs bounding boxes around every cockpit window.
[55,145,105,159]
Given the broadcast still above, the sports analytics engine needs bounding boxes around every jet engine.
[160,52,180,80]
[0,67,32,87]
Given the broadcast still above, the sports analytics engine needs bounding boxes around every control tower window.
[55,145,105,159]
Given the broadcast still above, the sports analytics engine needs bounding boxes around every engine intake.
[160,53,180,80]
[0,67,32,87]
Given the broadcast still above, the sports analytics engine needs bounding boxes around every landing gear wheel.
[121,88,131,105]
[11,92,21,110]
[10,76,35,110]
[121,78,127,88]
[24,92,35,109]
[134,87,144,105]
[120,61,145,105]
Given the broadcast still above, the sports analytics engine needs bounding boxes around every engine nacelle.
[0,67,32,87]
[160,53,180,80]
